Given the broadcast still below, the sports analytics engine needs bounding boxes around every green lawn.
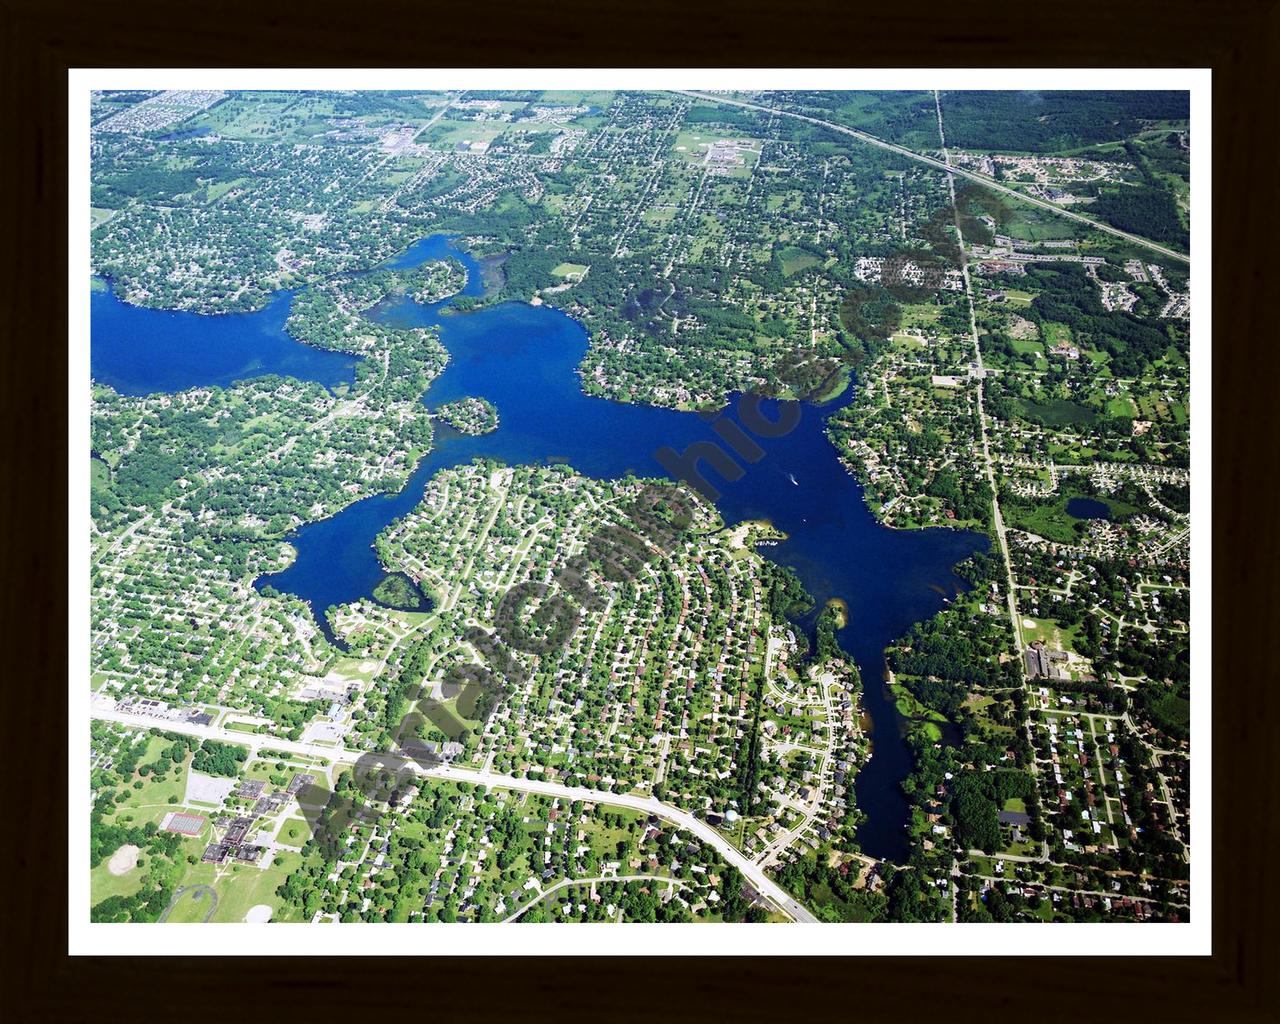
[165,886,218,923]
[91,455,111,488]
[1042,321,1074,348]
[208,851,303,923]
[1014,397,1098,430]
[900,303,942,329]
[536,90,616,109]
[89,854,145,904]
[1004,499,1088,545]
[419,120,510,149]
[205,177,248,203]
[779,246,821,277]
[278,818,311,846]
[1019,616,1086,658]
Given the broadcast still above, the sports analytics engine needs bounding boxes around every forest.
[1021,264,1181,376]
[949,768,1037,852]
[1092,185,1188,249]
[934,91,1188,152]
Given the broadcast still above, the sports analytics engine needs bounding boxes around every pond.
[1067,496,1112,520]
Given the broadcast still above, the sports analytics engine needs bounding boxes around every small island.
[401,258,467,305]
[434,396,499,436]
[371,572,427,611]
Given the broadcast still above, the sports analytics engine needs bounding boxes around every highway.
[91,699,819,924]
[672,91,1190,265]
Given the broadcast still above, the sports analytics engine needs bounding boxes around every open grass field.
[779,246,821,277]
[204,177,249,203]
[165,885,218,923]
[1006,495,1096,545]
[278,818,311,846]
[900,302,942,329]
[419,120,509,149]
[208,851,304,923]
[421,114,567,151]
[1014,396,1098,430]
[891,681,949,742]
[965,694,1016,738]
[1042,321,1074,348]
[330,656,380,684]
[536,90,615,109]
[641,206,678,228]
[998,200,1082,242]
[195,94,341,142]
[90,853,146,904]
[1020,615,1084,656]
[1135,392,1188,423]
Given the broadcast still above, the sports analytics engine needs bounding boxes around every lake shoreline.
[94,232,987,865]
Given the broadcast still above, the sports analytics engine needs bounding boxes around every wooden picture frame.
[4,0,1273,1018]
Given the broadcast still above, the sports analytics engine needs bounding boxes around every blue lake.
[91,234,986,863]
[1067,496,1112,520]
[91,284,358,396]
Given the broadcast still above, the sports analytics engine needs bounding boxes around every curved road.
[502,873,686,923]
[672,91,1190,265]
[158,884,217,923]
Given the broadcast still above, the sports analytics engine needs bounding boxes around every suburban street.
[936,89,1050,873]
[501,874,686,923]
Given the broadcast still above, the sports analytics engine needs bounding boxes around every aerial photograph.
[85,84,1194,929]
